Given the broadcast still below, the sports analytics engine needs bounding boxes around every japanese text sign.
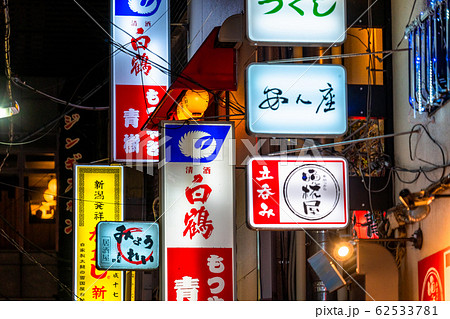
[73,165,124,301]
[247,156,349,230]
[160,121,235,301]
[246,63,347,137]
[96,221,159,270]
[246,0,346,46]
[111,0,169,162]
[418,246,450,301]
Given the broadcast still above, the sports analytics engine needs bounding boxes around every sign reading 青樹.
[96,221,159,270]
[246,63,347,137]
[246,0,346,46]
[247,156,349,230]
[160,121,235,301]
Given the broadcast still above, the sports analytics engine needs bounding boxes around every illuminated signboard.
[247,156,349,230]
[160,121,235,301]
[73,165,124,301]
[96,221,159,270]
[246,0,346,46]
[246,63,347,137]
[418,246,450,301]
[111,0,170,162]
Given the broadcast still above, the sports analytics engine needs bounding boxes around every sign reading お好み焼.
[111,0,170,163]
[246,0,346,46]
[73,165,124,301]
[247,156,349,230]
[246,63,347,137]
[160,121,235,301]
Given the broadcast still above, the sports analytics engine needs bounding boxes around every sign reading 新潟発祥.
[246,0,346,46]
[247,156,349,230]
[246,63,347,137]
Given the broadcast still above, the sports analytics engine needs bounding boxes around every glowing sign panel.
[246,63,347,137]
[246,0,346,45]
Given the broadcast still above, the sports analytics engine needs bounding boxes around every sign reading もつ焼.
[111,0,169,162]
[160,121,235,301]
[246,0,346,45]
[247,156,348,230]
[73,165,124,301]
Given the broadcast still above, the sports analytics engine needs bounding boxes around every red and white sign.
[160,121,235,301]
[111,0,170,162]
[247,156,349,230]
[418,246,450,301]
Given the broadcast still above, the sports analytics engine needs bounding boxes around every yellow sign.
[73,165,124,301]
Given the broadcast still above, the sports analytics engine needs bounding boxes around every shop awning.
[141,26,237,130]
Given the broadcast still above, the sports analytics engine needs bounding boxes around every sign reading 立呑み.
[246,0,346,46]
[247,156,349,230]
[111,0,170,162]
[160,121,235,301]
[73,165,124,301]
[96,221,159,270]
[246,63,347,137]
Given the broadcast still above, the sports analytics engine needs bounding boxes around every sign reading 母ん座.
[247,156,349,230]
[246,0,346,46]
[111,0,170,163]
[96,221,159,271]
[246,63,347,137]
[418,246,450,301]
[73,165,124,301]
[160,121,235,301]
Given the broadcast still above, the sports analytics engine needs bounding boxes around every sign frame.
[245,62,348,138]
[247,156,349,230]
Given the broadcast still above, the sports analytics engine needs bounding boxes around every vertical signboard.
[246,0,346,46]
[73,165,124,301]
[111,0,170,162]
[246,63,347,137]
[247,156,349,230]
[160,121,235,301]
[418,246,450,301]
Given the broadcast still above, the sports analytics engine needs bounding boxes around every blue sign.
[163,123,231,163]
[115,0,163,17]
[96,221,159,270]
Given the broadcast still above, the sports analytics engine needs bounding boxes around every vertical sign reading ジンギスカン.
[160,121,235,301]
[73,165,124,301]
[111,0,169,162]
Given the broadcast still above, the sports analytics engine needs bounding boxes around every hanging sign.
[111,0,170,163]
[247,156,349,230]
[246,63,347,137]
[160,121,235,301]
[418,246,450,301]
[73,165,124,301]
[96,221,159,270]
[246,0,346,46]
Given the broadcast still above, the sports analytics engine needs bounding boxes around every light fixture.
[0,100,19,119]
[182,90,209,117]
[332,241,355,262]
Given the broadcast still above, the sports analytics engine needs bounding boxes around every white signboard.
[111,0,170,162]
[160,121,235,301]
[246,0,346,46]
[246,63,347,137]
[247,156,349,230]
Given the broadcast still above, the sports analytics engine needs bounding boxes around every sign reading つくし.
[73,165,124,301]
[246,0,346,46]
[247,156,349,230]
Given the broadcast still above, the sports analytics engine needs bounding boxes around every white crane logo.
[178,131,217,160]
[128,0,161,15]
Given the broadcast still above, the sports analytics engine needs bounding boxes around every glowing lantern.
[182,90,209,117]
